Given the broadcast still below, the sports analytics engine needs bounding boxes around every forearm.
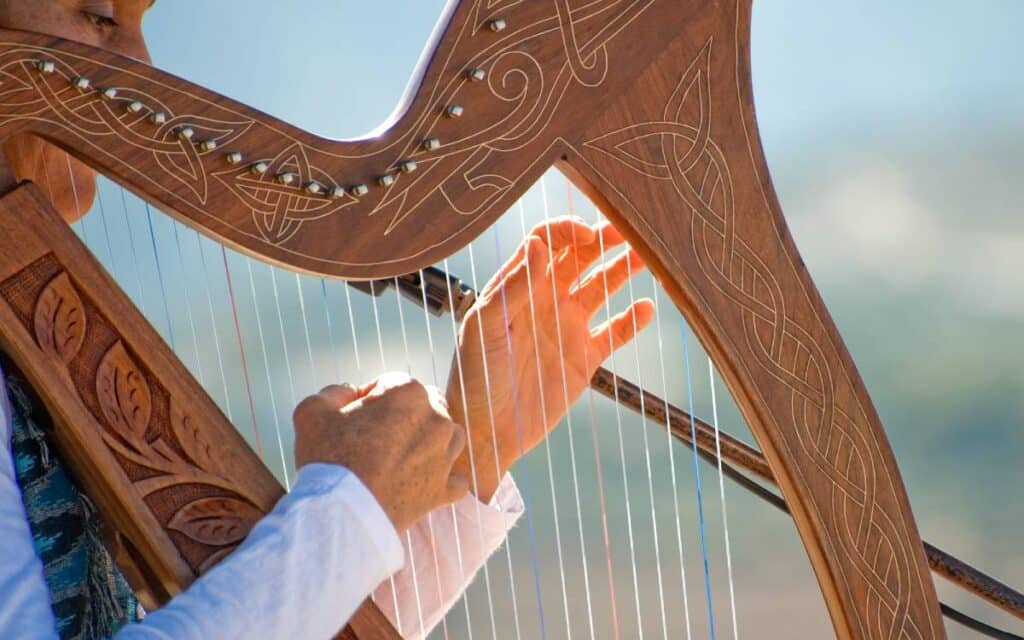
[116,464,404,640]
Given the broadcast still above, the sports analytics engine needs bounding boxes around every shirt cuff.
[373,473,524,638]
[295,463,405,576]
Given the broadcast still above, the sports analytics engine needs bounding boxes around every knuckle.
[292,395,321,423]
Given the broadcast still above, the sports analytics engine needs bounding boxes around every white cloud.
[787,156,1024,314]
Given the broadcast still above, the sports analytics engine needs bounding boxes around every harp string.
[241,256,291,488]
[649,285,695,639]
[414,272,474,639]
[515,190,574,638]
[537,177,598,640]
[267,266,302,482]
[621,216,670,639]
[390,282,430,636]
[439,255,500,638]
[491,216,549,639]
[192,232,237,423]
[220,246,265,458]
[682,325,717,637]
[462,243,525,640]
[366,292,408,634]
[566,188,623,639]
[708,362,739,639]
[589,193,645,636]
[169,222,206,387]
[142,204,177,352]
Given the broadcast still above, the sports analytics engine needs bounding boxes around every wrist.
[452,439,506,503]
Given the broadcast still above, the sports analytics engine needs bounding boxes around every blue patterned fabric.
[1,354,140,639]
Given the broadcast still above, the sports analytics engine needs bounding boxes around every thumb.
[318,383,360,409]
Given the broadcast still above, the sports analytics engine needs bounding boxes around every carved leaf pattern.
[169,398,229,481]
[33,272,86,364]
[167,497,262,547]
[96,341,152,439]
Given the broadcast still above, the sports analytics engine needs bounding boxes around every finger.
[479,235,547,321]
[590,299,656,362]
[364,371,414,397]
[559,221,626,276]
[444,472,471,503]
[318,383,360,409]
[575,248,646,315]
[293,393,336,425]
[529,216,596,254]
[446,424,466,461]
[425,385,452,419]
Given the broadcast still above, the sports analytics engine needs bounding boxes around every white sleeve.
[372,475,524,639]
[0,370,60,640]
[116,463,405,640]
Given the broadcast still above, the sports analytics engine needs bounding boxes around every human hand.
[293,372,469,532]
[447,217,655,501]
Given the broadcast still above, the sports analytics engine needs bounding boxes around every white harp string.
[538,178,599,640]
[490,218,551,639]
[411,270,468,638]
[516,189,574,639]
[440,256,500,639]
[650,286,694,639]
[589,196,645,638]
[621,220,671,639]
[366,293,407,635]
[708,362,739,639]
[463,243,525,640]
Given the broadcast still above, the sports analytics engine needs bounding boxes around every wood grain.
[0,0,946,637]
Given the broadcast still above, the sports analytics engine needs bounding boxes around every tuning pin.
[377,174,396,187]
[305,181,324,195]
[399,159,418,174]
[100,87,118,100]
[422,138,441,152]
[276,172,297,185]
[199,140,218,153]
[349,183,369,197]
[149,111,167,125]
[36,60,56,74]
[72,76,91,90]
[226,151,244,165]
[251,161,270,175]
[488,19,507,32]
[330,186,347,199]
[177,127,195,141]
[467,68,486,82]
[445,105,464,118]
[126,101,144,114]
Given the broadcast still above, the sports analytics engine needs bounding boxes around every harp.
[0,0,1018,638]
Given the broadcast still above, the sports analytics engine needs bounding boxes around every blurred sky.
[109,2,1024,638]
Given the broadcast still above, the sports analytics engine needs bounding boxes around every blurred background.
[72,1,1024,638]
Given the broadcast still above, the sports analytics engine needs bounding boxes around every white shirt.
[0,361,522,640]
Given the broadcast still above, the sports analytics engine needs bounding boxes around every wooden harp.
[0,1,1017,638]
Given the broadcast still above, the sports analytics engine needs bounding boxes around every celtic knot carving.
[0,51,252,206]
[585,37,926,638]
